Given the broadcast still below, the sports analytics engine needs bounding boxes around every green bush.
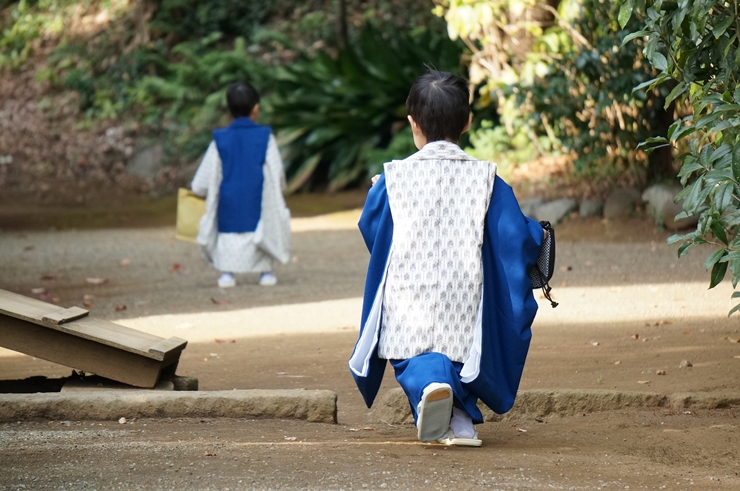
[267,26,465,191]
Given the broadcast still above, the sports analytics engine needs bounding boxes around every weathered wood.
[148,337,188,360]
[0,315,169,388]
[0,289,188,388]
[0,290,165,358]
[42,306,90,325]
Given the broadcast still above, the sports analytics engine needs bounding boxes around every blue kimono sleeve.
[469,176,544,414]
[350,174,393,408]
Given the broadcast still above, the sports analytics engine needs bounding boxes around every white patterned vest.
[378,141,497,362]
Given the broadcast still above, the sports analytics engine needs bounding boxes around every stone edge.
[0,389,338,424]
[366,388,740,425]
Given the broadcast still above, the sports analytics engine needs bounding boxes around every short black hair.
[406,70,470,143]
[226,82,260,118]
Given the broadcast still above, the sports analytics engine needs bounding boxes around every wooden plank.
[42,306,89,325]
[148,337,188,360]
[0,315,180,388]
[0,289,165,358]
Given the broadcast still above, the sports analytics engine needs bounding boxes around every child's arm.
[191,141,219,197]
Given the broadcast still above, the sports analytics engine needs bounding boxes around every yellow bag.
[176,188,206,243]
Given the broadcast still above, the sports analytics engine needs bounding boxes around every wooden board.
[42,306,89,325]
[0,315,173,388]
[0,289,188,388]
[0,290,185,360]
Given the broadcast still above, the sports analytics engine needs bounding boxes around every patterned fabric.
[191,134,290,273]
[378,141,496,362]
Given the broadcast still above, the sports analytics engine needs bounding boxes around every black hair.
[406,70,471,143]
[226,82,260,118]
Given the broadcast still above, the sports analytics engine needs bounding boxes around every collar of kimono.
[415,140,474,161]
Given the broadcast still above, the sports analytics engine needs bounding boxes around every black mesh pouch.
[529,221,558,308]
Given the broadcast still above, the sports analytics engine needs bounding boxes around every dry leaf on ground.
[86,277,108,285]
[215,339,235,344]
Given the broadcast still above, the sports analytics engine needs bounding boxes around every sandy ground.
[0,213,739,489]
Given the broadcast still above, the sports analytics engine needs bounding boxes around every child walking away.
[348,70,547,446]
[191,82,291,287]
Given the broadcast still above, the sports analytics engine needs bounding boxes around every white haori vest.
[377,141,496,362]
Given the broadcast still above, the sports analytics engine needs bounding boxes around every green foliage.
[150,0,273,41]
[522,0,671,183]
[619,0,740,312]
[0,0,73,69]
[267,26,465,191]
[437,0,672,189]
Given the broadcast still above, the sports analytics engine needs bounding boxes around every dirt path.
[1,215,739,489]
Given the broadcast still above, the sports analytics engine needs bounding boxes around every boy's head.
[226,82,260,120]
[406,70,471,147]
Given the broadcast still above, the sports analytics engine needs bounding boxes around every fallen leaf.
[631,333,639,340]
[517,428,528,432]
[210,297,229,305]
[637,380,651,384]
[120,259,131,266]
[728,337,740,343]
[642,338,649,342]
[560,265,572,272]
[86,277,108,285]
[170,263,184,272]
[683,411,692,415]
[118,417,127,424]
[31,287,46,295]
[591,341,600,346]
[656,370,666,375]
[284,436,297,441]
[614,361,622,365]
[214,339,235,344]
[114,305,127,311]
[682,330,691,335]
[40,274,57,280]
[277,372,287,375]
[203,451,216,457]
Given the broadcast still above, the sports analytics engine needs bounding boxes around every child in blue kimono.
[192,82,290,288]
[348,70,545,446]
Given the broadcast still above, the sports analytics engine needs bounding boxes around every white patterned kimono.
[191,135,291,273]
[377,141,496,363]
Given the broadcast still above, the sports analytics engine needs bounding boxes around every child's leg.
[390,352,483,431]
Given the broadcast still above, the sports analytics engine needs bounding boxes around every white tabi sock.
[450,406,476,439]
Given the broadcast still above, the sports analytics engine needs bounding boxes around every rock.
[642,184,699,231]
[519,197,545,217]
[679,360,693,368]
[164,375,199,391]
[126,144,164,180]
[534,198,578,225]
[365,388,413,425]
[603,187,641,219]
[579,199,603,218]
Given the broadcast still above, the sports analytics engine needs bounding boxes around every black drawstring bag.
[529,221,558,308]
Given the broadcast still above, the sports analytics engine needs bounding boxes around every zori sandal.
[416,383,454,442]
[437,429,483,447]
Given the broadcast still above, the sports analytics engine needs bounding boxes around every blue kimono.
[348,171,543,420]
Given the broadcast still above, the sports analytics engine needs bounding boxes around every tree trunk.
[336,0,348,49]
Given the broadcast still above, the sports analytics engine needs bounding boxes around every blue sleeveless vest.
[212,118,271,233]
